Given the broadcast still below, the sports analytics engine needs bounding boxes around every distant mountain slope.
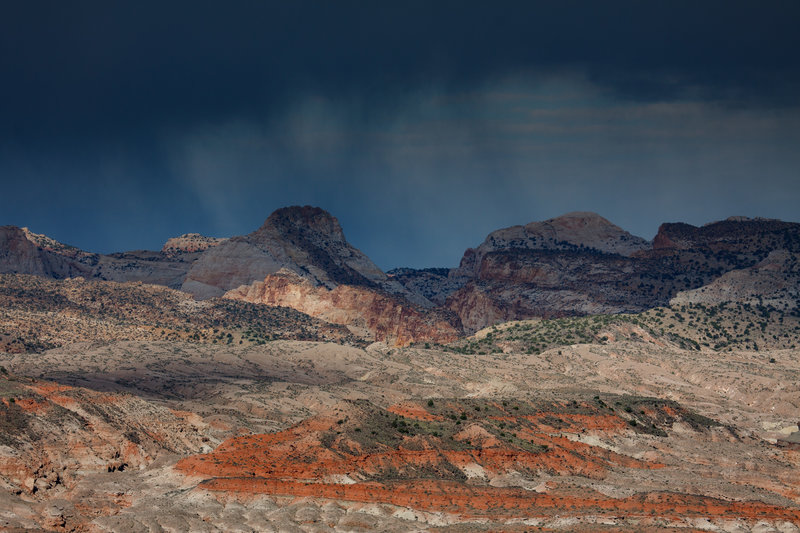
[671,250,800,309]
[4,210,800,338]
[181,206,391,299]
[180,206,452,343]
[161,233,227,256]
[225,269,460,345]
[653,216,800,254]
[455,211,649,280]
[0,225,202,289]
[392,213,800,332]
[0,273,356,353]
[0,226,93,279]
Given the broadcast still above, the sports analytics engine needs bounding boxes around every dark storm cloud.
[1,2,799,268]
[160,82,800,267]
[2,1,799,143]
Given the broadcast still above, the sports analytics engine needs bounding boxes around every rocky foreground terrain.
[0,207,799,531]
[0,305,798,530]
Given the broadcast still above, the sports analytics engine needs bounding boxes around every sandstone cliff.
[224,269,460,345]
[182,206,410,300]
[0,226,94,279]
[454,211,649,280]
[439,214,800,332]
[0,226,198,289]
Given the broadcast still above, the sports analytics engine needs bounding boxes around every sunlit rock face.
[182,206,391,300]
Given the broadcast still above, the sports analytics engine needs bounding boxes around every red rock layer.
[0,373,207,496]
[225,270,460,345]
[176,399,800,525]
[198,477,800,523]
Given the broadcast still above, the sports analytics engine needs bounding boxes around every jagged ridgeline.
[2,209,799,347]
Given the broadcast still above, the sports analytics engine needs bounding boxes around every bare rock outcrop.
[224,269,460,345]
[454,212,649,281]
[447,250,661,332]
[0,226,93,279]
[442,213,657,331]
[161,233,227,256]
[670,249,800,308]
[0,372,209,498]
[183,206,392,299]
[442,214,800,332]
[1,225,198,289]
[175,397,800,527]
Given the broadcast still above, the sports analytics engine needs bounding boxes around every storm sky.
[2,1,799,269]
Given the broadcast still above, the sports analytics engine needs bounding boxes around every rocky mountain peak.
[536,211,614,229]
[254,206,346,245]
[180,206,389,299]
[453,212,649,282]
[522,211,649,255]
[653,217,800,252]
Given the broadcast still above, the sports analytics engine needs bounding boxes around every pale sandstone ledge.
[161,233,228,255]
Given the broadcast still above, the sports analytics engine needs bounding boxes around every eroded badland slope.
[0,329,798,531]
[1,209,799,531]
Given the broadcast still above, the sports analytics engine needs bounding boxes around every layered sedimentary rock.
[0,226,93,279]
[224,269,459,345]
[161,233,227,256]
[6,211,800,336]
[0,371,209,495]
[176,397,800,526]
[0,226,197,289]
[454,211,650,281]
[182,206,404,300]
[437,214,800,332]
[671,249,800,308]
[441,213,663,331]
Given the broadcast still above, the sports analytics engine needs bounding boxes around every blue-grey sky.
[1,1,799,269]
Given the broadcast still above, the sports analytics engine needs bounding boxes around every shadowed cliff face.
[430,214,800,332]
[181,206,389,300]
[652,217,800,253]
[0,225,196,289]
[0,226,94,279]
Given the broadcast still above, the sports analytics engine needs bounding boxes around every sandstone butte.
[443,214,800,332]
